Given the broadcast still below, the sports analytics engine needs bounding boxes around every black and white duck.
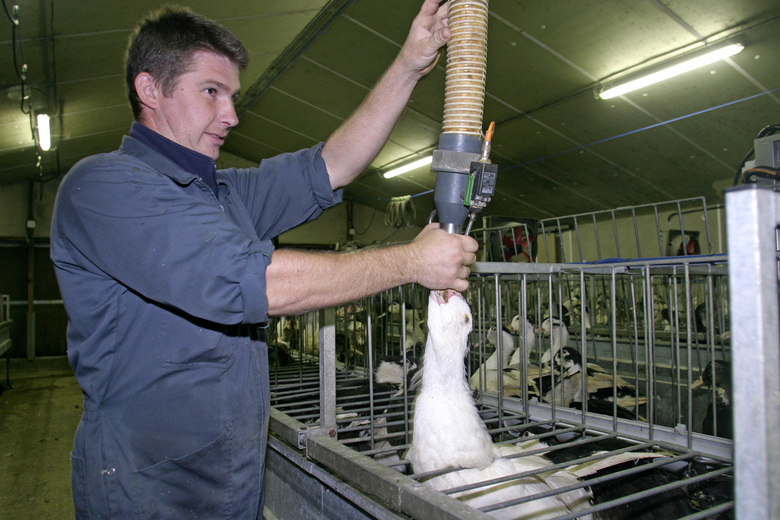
[691,360,732,439]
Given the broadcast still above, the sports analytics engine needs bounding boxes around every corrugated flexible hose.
[442,0,489,138]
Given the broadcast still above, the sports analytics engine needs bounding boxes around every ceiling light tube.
[598,43,744,100]
[383,156,432,179]
[36,113,51,151]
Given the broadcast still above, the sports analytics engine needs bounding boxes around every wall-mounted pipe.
[432,0,494,234]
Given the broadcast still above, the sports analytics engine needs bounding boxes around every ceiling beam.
[234,0,359,118]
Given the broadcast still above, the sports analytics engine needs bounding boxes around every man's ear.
[134,72,159,110]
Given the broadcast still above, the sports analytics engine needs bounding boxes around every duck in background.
[470,315,544,397]
[538,316,570,368]
[543,347,645,416]
[374,354,420,395]
[691,360,732,439]
[506,314,537,368]
[562,296,592,333]
[337,354,420,470]
[487,314,570,399]
[469,324,516,392]
[267,340,294,368]
[378,299,427,353]
[522,316,570,398]
[693,302,730,340]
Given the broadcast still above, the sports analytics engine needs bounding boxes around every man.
[51,1,477,518]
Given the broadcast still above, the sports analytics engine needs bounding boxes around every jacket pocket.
[154,308,236,368]
[130,422,234,519]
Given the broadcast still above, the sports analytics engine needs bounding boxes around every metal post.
[725,185,780,520]
[317,307,337,437]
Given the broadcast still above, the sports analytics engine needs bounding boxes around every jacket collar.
[120,133,204,187]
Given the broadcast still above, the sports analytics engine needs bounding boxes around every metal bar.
[725,185,780,520]
[573,215,583,262]
[675,200,687,256]
[551,465,732,520]
[539,220,551,262]
[579,270,588,420]
[482,452,696,514]
[677,502,734,520]
[610,268,618,426]
[629,275,640,421]
[494,274,504,419]
[643,267,654,427]
[700,197,714,254]
[632,206,642,258]
[555,218,566,263]
[480,394,734,460]
[470,256,728,276]
[653,205,664,256]
[367,310,376,451]
[706,272,718,437]
[305,434,493,520]
[266,434,406,520]
[611,209,621,258]
[318,307,337,434]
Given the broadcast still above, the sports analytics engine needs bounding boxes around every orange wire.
[485,121,495,142]
[742,167,778,181]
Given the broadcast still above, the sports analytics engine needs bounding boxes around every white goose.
[469,325,515,392]
[538,316,569,368]
[471,316,540,397]
[507,315,536,368]
[407,290,593,519]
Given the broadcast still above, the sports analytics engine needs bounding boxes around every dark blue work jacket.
[50,134,340,519]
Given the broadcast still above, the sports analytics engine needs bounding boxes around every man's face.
[153,51,241,160]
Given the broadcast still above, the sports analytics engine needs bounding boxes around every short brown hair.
[125,5,249,118]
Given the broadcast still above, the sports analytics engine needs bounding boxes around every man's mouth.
[208,132,226,144]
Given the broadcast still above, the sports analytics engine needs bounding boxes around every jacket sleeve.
[219,143,343,240]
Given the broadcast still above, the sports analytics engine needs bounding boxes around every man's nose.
[222,99,238,128]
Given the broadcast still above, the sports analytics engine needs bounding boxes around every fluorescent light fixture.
[598,43,744,100]
[382,156,432,179]
[36,113,51,151]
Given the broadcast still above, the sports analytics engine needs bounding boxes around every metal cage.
[261,190,779,519]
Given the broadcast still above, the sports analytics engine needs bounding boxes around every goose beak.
[434,289,460,303]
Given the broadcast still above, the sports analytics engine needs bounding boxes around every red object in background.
[677,236,701,256]
[503,226,534,262]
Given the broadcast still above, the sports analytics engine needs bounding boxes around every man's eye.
[205,88,217,96]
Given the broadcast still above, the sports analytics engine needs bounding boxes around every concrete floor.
[0,356,82,519]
